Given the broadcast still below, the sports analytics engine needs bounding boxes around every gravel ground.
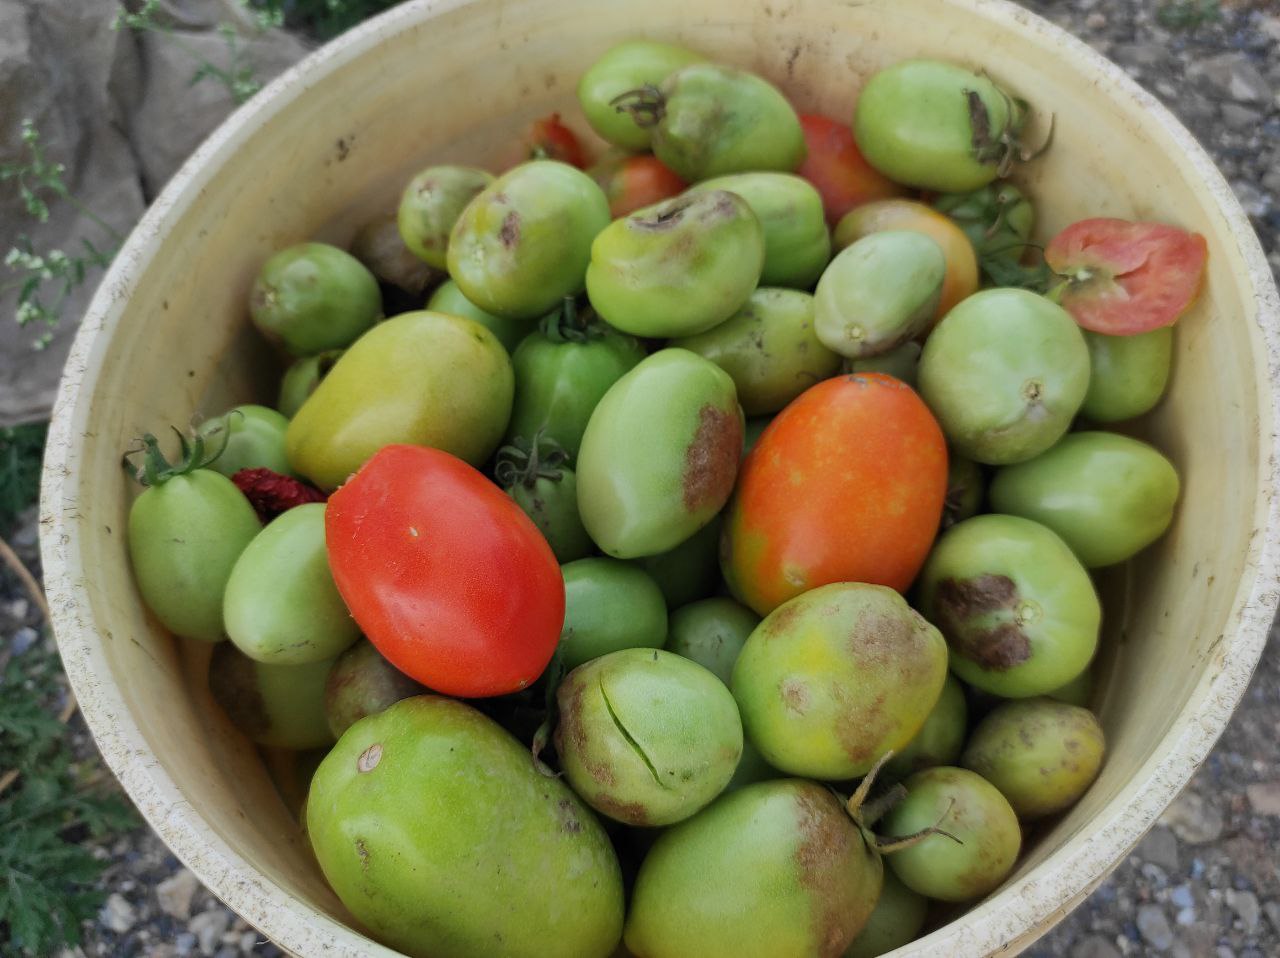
[5,0,1280,956]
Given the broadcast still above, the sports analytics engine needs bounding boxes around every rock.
[1262,166,1280,198]
[1245,781,1280,816]
[1072,935,1123,958]
[1169,884,1195,910]
[156,868,201,920]
[189,908,231,957]
[1113,42,1165,69]
[100,892,136,934]
[1216,947,1237,958]
[1136,904,1175,952]
[1189,52,1272,104]
[10,625,38,655]
[1160,790,1225,844]
[1226,889,1261,931]
[1220,103,1263,132]
[238,931,259,953]
[174,931,197,956]
[1137,826,1180,872]
[1265,900,1280,934]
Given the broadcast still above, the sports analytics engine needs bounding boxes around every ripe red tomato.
[722,374,948,616]
[325,445,564,697]
[589,153,687,218]
[525,113,589,168]
[1045,218,1208,334]
[797,114,907,225]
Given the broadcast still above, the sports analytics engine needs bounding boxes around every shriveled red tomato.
[524,113,589,168]
[1045,218,1208,334]
[722,373,948,616]
[589,153,686,218]
[325,445,564,697]
[797,114,907,225]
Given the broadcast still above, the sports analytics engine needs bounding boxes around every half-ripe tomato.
[589,153,687,219]
[797,114,907,224]
[525,113,589,168]
[721,373,948,616]
[1044,218,1208,334]
[325,445,564,697]
[834,198,979,321]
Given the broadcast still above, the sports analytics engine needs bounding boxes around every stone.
[1137,826,1180,872]
[174,931,197,956]
[1244,781,1280,816]
[1226,889,1261,931]
[1262,166,1280,198]
[100,892,136,934]
[1265,900,1280,934]
[1136,904,1175,952]
[1113,42,1165,70]
[10,625,38,655]
[1189,52,1272,104]
[189,908,231,957]
[238,931,259,953]
[1220,103,1263,132]
[1160,790,1225,844]
[156,868,201,921]
[1169,884,1195,910]
[1072,934,1123,958]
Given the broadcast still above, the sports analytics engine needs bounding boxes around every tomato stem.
[493,430,571,489]
[122,423,232,487]
[609,84,666,128]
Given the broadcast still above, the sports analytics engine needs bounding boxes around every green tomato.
[917,514,1100,698]
[989,431,1179,568]
[507,467,593,564]
[1080,326,1173,422]
[222,503,360,665]
[448,160,610,320]
[556,648,742,826]
[208,642,336,749]
[943,454,985,529]
[249,242,381,356]
[1047,665,1094,707]
[425,278,533,354]
[647,63,806,182]
[586,190,764,338]
[324,639,424,739]
[278,350,343,419]
[350,214,437,297]
[308,696,624,958]
[666,596,761,686]
[962,698,1106,820]
[688,173,831,288]
[815,231,946,359]
[507,309,646,458]
[853,60,1018,192]
[918,288,1090,464]
[578,41,705,150]
[843,870,927,958]
[559,558,668,670]
[577,349,743,558]
[882,766,1021,902]
[672,288,841,416]
[286,311,513,490]
[848,340,921,388]
[635,517,724,608]
[197,404,293,478]
[934,183,1035,262]
[396,165,494,270]
[884,673,968,780]
[128,468,260,642]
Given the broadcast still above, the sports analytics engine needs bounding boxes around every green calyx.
[493,431,572,490]
[540,296,608,345]
[965,81,1053,178]
[842,752,962,855]
[124,425,231,487]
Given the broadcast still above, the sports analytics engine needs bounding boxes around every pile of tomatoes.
[123,41,1206,958]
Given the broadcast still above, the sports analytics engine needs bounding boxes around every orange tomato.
[721,373,948,616]
[834,199,979,321]
[797,114,907,225]
[589,153,687,219]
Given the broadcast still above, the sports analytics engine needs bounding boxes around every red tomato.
[722,374,948,616]
[525,113,589,168]
[325,445,564,697]
[589,154,686,219]
[797,114,908,225]
[1045,218,1208,334]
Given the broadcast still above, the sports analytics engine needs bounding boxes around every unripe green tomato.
[506,467,593,564]
[961,698,1106,820]
[249,242,381,356]
[673,288,841,416]
[278,350,343,419]
[884,673,968,780]
[396,165,494,270]
[854,60,1015,192]
[448,161,610,320]
[208,642,336,749]
[556,648,743,826]
[586,191,764,338]
[919,288,1090,464]
[128,469,261,642]
[848,340,921,388]
[197,404,293,478]
[815,231,946,359]
[652,63,807,181]
[843,870,927,958]
[634,517,724,608]
[989,431,1180,567]
[1080,326,1173,422]
[882,766,1021,902]
[577,41,705,150]
[689,173,831,288]
[576,349,743,558]
[1048,666,1094,707]
[917,514,1100,698]
[223,503,360,665]
[324,639,424,739]
[934,183,1035,261]
[425,278,534,354]
[943,454,985,529]
[666,596,761,686]
[559,558,668,670]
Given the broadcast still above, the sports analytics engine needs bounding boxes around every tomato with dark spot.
[797,114,907,225]
[722,373,948,615]
[524,112,588,168]
[590,153,687,218]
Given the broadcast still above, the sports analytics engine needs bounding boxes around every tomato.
[1080,326,1173,422]
[197,404,292,478]
[589,153,686,219]
[834,199,978,321]
[1044,218,1208,334]
[396,166,494,270]
[577,40,705,151]
[278,350,343,418]
[524,113,589,168]
[325,445,564,697]
[721,373,948,615]
[558,558,668,669]
[797,114,906,224]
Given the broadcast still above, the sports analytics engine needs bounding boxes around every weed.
[1156,0,1221,30]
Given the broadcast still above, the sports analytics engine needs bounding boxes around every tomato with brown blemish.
[721,372,948,616]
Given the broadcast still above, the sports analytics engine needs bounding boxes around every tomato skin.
[797,114,906,225]
[1045,218,1208,334]
[722,373,948,616]
[525,113,588,168]
[325,445,564,697]
[590,154,687,219]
